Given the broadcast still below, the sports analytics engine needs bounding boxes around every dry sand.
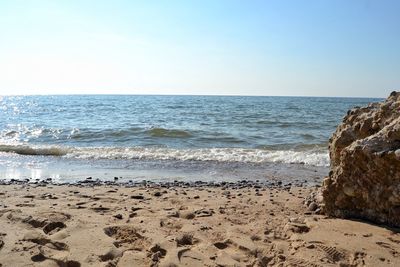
[0,184,399,266]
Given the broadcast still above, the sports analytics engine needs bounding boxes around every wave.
[146,128,192,138]
[0,124,323,147]
[0,144,69,156]
[1,126,195,142]
[0,143,329,167]
[69,127,143,140]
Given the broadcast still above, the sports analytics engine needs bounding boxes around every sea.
[0,95,380,184]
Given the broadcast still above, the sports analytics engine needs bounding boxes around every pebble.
[308,202,318,211]
[131,195,144,200]
[113,214,123,220]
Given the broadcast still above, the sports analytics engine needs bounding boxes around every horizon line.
[0,92,387,99]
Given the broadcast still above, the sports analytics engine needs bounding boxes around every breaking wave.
[0,144,69,156]
[0,143,329,167]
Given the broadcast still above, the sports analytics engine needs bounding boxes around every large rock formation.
[322,91,400,227]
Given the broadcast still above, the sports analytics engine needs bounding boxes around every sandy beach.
[0,182,399,267]
[1,0,397,265]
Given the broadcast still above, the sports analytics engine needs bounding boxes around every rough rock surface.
[322,91,400,227]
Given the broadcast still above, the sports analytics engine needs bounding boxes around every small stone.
[308,202,318,211]
[150,244,167,258]
[131,195,144,200]
[113,214,123,220]
[176,233,194,246]
[152,251,162,262]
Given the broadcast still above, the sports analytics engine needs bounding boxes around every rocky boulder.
[322,91,400,227]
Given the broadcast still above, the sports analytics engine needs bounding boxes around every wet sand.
[0,183,399,266]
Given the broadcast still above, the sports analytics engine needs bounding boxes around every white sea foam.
[0,143,329,167]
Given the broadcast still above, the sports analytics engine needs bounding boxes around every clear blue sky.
[0,0,398,97]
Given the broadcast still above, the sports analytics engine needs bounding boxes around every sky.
[0,0,399,97]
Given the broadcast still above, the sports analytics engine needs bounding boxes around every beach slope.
[0,184,399,266]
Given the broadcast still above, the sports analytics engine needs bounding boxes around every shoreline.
[1,183,399,266]
[0,177,310,189]
[0,152,328,186]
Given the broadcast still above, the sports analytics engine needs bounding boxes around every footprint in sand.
[177,248,206,266]
[7,210,70,236]
[388,236,400,244]
[213,240,230,250]
[30,252,81,267]
[22,231,81,267]
[103,225,150,250]
[43,221,66,235]
[211,239,255,266]
[23,231,69,251]
[315,244,349,263]
[376,241,400,257]
[351,251,366,266]
[286,257,323,267]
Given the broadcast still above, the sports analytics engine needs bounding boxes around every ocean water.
[0,95,380,183]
